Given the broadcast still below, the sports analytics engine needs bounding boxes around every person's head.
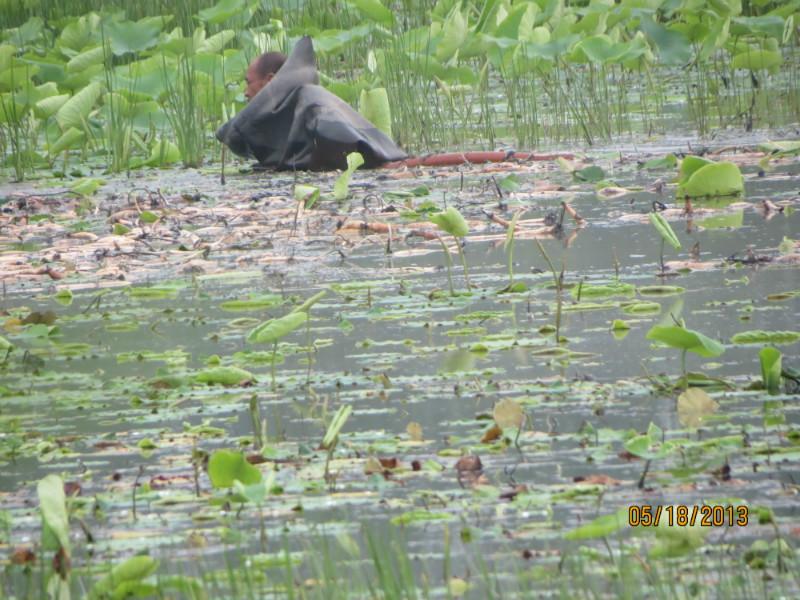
[245,51,287,101]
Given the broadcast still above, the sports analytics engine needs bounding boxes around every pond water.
[1,139,799,597]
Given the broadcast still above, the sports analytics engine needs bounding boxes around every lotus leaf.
[647,325,725,357]
[431,206,468,238]
[247,312,308,344]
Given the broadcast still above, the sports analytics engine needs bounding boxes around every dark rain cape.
[216,36,407,171]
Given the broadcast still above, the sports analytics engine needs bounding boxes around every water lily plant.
[646,322,725,388]
[430,206,471,295]
[649,211,681,274]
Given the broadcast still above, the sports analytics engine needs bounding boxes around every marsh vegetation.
[1,0,799,598]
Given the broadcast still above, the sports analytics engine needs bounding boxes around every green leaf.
[37,475,70,554]
[219,295,283,311]
[758,140,800,155]
[89,555,158,599]
[677,155,713,183]
[138,438,157,450]
[649,212,681,250]
[208,450,262,488]
[624,434,651,457]
[197,0,247,24]
[359,88,392,137]
[678,162,744,198]
[611,319,630,331]
[760,347,782,395]
[650,516,707,558]
[35,94,70,119]
[640,17,692,65]
[391,509,453,526]
[145,138,181,166]
[195,366,254,386]
[58,14,102,52]
[564,508,628,540]
[322,404,353,450]
[54,289,73,306]
[572,282,635,299]
[66,46,105,73]
[646,325,725,358]
[573,165,605,182]
[495,2,538,40]
[233,470,275,505]
[333,152,365,201]
[247,312,308,344]
[56,81,102,131]
[730,330,800,345]
[778,237,794,255]
[198,30,236,53]
[641,153,677,170]
[294,184,320,208]
[138,211,158,224]
[49,127,85,156]
[431,206,468,238]
[436,6,468,62]
[70,177,104,197]
[291,290,328,314]
[732,49,782,71]
[503,210,522,252]
[625,422,674,461]
[348,0,394,26]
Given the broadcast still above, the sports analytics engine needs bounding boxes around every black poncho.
[216,36,407,171]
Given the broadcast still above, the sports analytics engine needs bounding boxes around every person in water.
[217,36,406,170]
[244,51,286,101]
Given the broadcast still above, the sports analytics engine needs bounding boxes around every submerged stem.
[455,237,471,290]
[507,237,515,286]
[681,349,687,390]
[271,340,278,391]
[438,236,455,296]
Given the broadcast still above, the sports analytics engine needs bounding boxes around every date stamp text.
[628,504,748,527]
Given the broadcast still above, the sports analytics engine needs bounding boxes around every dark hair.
[254,51,287,77]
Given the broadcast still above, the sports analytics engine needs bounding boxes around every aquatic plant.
[321,404,352,484]
[676,156,745,199]
[37,474,71,596]
[759,346,782,395]
[646,322,725,387]
[247,310,308,391]
[535,238,566,343]
[333,151,364,201]
[430,206,471,294]
[499,209,526,293]
[649,211,681,274]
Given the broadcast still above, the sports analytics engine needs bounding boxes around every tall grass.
[162,1,206,168]
[2,0,800,170]
[0,60,38,181]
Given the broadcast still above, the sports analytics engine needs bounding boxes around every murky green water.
[1,141,799,597]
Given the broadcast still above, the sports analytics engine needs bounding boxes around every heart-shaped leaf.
[431,206,468,238]
[647,325,725,358]
[208,450,262,488]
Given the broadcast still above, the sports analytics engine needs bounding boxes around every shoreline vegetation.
[1,0,798,181]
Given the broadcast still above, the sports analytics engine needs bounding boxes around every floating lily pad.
[678,161,744,198]
[730,330,799,345]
